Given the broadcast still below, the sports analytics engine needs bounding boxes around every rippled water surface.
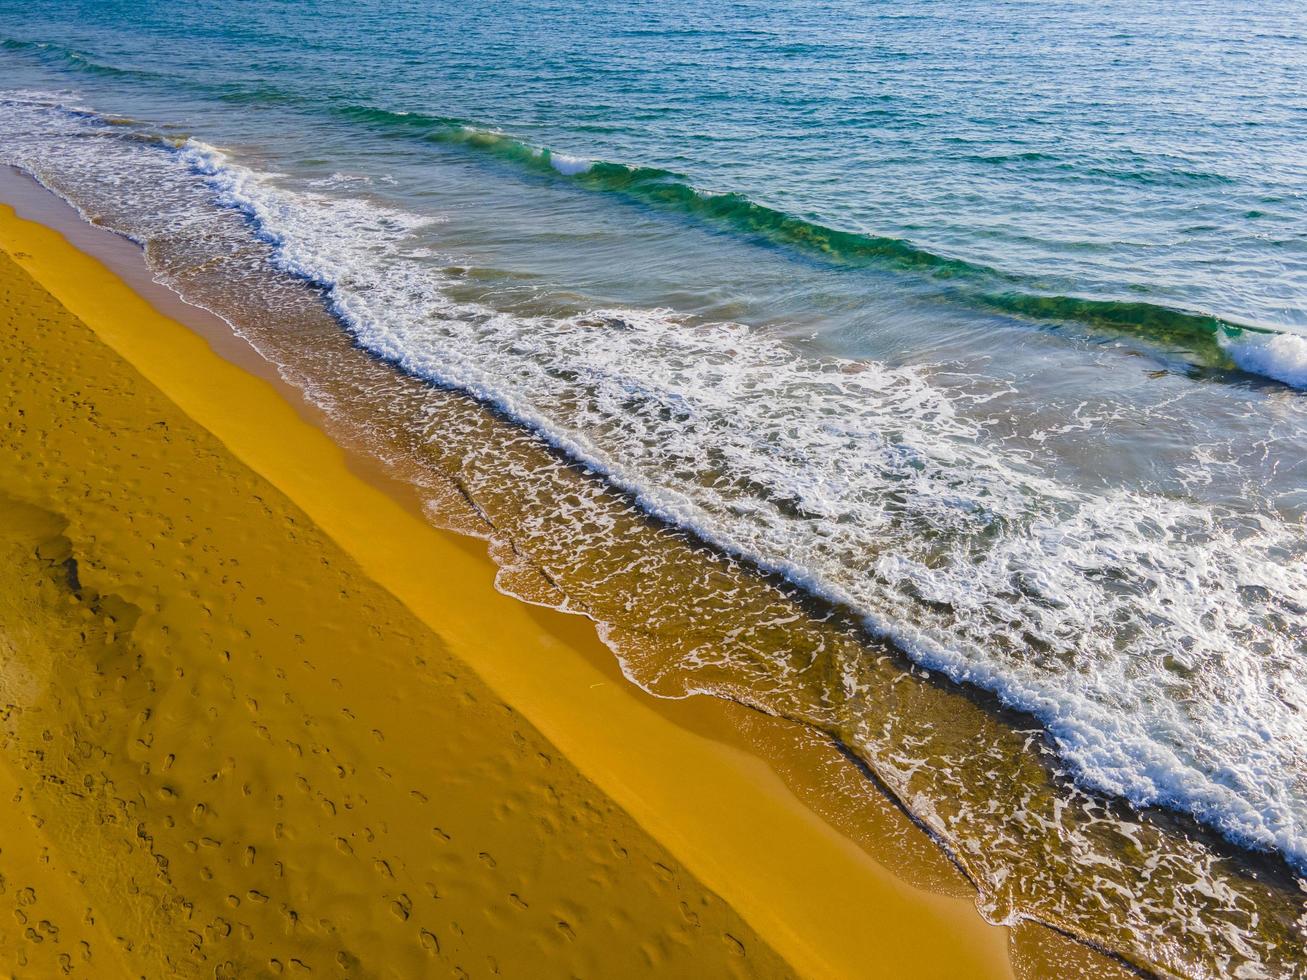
[1,1,1305,974]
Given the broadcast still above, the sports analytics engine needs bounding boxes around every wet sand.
[0,199,1026,975]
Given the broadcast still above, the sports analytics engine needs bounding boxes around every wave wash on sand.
[183,124,1307,873]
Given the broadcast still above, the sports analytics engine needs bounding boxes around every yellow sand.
[0,203,1015,977]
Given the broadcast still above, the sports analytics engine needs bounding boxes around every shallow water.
[1,1,1305,974]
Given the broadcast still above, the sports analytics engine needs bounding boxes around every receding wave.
[180,134,1307,876]
[154,119,1307,869]
[334,104,1295,378]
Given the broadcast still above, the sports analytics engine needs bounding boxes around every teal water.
[2,1,1306,366]
[2,2,1307,972]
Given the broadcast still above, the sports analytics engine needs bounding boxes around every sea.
[0,1,1304,974]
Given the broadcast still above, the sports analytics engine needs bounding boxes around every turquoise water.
[2,2,1307,970]
[3,0,1306,365]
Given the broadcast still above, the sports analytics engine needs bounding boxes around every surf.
[333,102,1301,380]
[167,135,1307,875]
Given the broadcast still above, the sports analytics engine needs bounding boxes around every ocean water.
[1,1,1306,973]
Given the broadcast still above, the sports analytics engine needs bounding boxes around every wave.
[162,138,1307,873]
[0,37,1294,380]
[1,36,153,81]
[1222,329,1307,389]
[963,150,1235,185]
[333,104,1294,378]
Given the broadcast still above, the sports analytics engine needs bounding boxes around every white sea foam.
[175,140,1307,870]
[1223,329,1307,389]
[3,94,1306,875]
[548,152,594,176]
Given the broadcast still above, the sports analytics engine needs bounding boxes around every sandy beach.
[0,191,1048,975]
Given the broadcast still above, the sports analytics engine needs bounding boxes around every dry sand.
[0,200,1030,977]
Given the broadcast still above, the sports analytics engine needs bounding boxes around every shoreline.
[0,180,1028,973]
